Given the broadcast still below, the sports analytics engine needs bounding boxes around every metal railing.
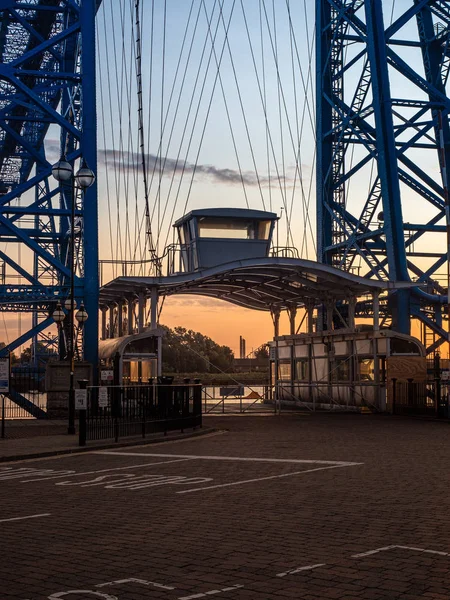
[202,384,273,414]
[79,382,202,445]
[391,379,448,418]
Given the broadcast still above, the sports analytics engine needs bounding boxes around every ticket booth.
[99,328,164,384]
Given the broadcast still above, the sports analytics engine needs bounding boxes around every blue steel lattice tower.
[0,1,99,367]
[316,0,450,353]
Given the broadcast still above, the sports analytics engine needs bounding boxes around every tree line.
[0,326,236,374]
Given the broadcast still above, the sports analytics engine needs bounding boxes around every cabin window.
[257,220,271,240]
[197,218,271,240]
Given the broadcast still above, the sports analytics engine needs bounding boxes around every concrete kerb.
[0,427,220,464]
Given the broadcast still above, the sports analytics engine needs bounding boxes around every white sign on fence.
[74,389,87,410]
[101,370,114,382]
[0,357,10,393]
[98,386,108,408]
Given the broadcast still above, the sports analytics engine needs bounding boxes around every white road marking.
[276,563,326,578]
[96,451,362,466]
[0,467,75,481]
[176,464,354,493]
[53,473,212,490]
[21,458,192,483]
[178,584,244,599]
[49,592,117,599]
[353,545,450,558]
[96,578,175,590]
[0,512,50,523]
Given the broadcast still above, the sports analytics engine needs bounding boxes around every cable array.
[96,0,317,280]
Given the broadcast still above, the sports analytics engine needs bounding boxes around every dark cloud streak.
[45,141,294,187]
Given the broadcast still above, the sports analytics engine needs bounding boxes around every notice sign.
[101,370,114,382]
[74,389,87,410]
[98,386,108,408]
[0,357,10,393]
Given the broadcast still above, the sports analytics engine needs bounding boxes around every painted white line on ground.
[176,464,353,493]
[178,584,244,599]
[352,545,450,558]
[276,563,326,578]
[0,513,50,523]
[49,591,117,600]
[0,467,76,481]
[96,451,362,466]
[96,578,175,591]
[21,458,192,483]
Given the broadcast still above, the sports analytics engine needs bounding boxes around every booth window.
[331,358,350,381]
[198,218,271,240]
[358,358,374,381]
[295,358,308,381]
[277,361,291,381]
[391,338,420,355]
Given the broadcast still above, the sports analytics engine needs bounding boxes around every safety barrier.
[79,381,202,446]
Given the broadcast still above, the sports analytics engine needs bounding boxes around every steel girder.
[0,1,99,367]
[316,0,450,351]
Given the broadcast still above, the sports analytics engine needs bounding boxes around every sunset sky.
[0,0,448,358]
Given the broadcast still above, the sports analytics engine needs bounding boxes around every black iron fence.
[392,379,449,418]
[1,367,48,437]
[79,381,202,446]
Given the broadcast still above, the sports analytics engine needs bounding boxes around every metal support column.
[373,292,380,331]
[138,292,145,333]
[81,0,99,370]
[271,307,281,415]
[108,305,114,339]
[101,307,107,340]
[117,301,123,337]
[348,297,356,331]
[288,304,297,336]
[326,302,334,332]
[127,299,134,335]
[150,286,158,331]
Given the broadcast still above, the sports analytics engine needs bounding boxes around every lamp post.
[52,156,95,434]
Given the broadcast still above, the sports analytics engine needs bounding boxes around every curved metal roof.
[173,207,278,227]
[100,257,414,311]
[99,328,165,360]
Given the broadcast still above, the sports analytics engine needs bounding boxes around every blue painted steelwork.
[316,0,450,352]
[0,2,99,372]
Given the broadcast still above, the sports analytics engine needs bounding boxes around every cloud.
[45,140,294,188]
[99,148,273,187]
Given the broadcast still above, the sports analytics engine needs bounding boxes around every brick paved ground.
[2,413,450,599]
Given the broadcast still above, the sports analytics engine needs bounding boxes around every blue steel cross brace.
[0,1,100,369]
[316,0,450,353]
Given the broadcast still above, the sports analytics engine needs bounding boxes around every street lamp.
[52,155,95,434]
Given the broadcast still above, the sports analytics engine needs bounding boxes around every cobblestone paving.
[2,414,450,599]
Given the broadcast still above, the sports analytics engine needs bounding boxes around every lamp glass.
[52,304,66,323]
[52,158,73,182]
[75,305,88,323]
[75,164,95,189]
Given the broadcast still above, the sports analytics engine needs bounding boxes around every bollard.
[77,379,89,447]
